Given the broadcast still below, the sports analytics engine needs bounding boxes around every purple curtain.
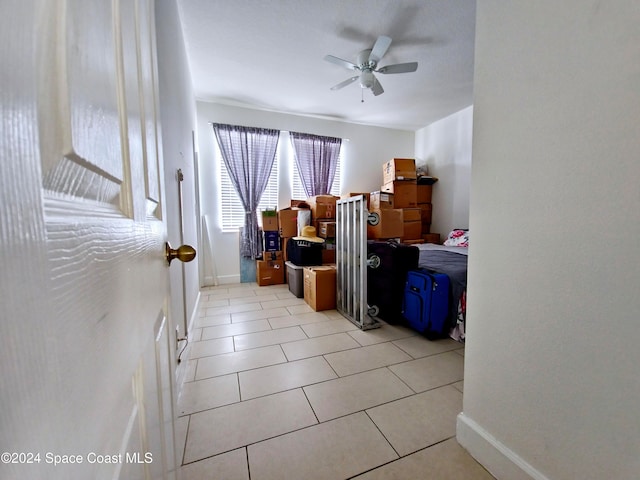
[289,132,342,197]
[212,123,280,258]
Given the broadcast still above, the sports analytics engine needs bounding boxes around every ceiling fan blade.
[324,55,358,70]
[377,62,418,74]
[330,75,359,90]
[369,35,392,63]
[371,76,384,96]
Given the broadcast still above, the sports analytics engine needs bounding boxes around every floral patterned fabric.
[443,229,469,247]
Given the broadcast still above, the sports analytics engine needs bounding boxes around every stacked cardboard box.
[303,265,336,311]
[256,251,284,286]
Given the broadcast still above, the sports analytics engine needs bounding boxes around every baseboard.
[216,274,241,285]
[456,413,550,480]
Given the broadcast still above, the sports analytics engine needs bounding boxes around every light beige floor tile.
[206,289,258,301]
[234,326,307,351]
[231,307,290,323]
[259,297,307,309]
[321,309,347,320]
[301,318,359,337]
[188,337,234,359]
[268,311,331,329]
[392,336,463,358]
[251,284,288,294]
[456,347,465,356]
[199,298,230,308]
[189,327,203,342]
[276,290,297,299]
[323,342,412,377]
[180,448,249,480]
[366,385,462,456]
[304,368,414,422]
[184,359,197,383]
[178,374,239,415]
[200,319,271,340]
[194,313,231,328]
[239,356,337,400]
[248,412,397,480]
[348,324,416,346]
[228,293,279,305]
[389,351,464,392]
[286,303,314,315]
[281,333,360,361]
[174,415,189,463]
[195,345,286,380]
[352,438,495,480]
[453,380,464,393]
[184,389,317,463]
[205,302,263,316]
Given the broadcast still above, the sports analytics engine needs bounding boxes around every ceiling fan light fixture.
[360,70,374,89]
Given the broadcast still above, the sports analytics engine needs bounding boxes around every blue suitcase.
[402,270,450,339]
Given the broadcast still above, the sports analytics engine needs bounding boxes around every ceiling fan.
[324,35,418,97]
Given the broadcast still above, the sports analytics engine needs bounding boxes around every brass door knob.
[165,242,196,265]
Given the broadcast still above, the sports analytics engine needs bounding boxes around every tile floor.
[175,282,494,480]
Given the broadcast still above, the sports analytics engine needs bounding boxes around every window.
[217,130,342,230]
[218,145,279,230]
[291,147,341,199]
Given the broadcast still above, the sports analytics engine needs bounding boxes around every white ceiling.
[177,0,476,131]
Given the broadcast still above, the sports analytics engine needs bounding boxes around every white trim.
[456,413,551,480]
[216,274,242,285]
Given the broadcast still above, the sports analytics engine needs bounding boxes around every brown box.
[278,208,299,238]
[367,208,404,239]
[281,237,291,261]
[402,208,421,222]
[341,193,370,208]
[419,203,432,223]
[383,158,417,184]
[256,259,285,286]
[261,209,278,231]
[262,250,283,261]
[402,220,422,240]
[303,265,336,311]
[369,191,394,210]
[381,181,417,208]
[318,221,336,238]
[306,195,339,220]
[403,239,425,245]
[423,233,441,244]
[421,222,431,234]
[417,184,433,204]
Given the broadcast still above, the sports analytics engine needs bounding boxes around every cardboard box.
[256,259,284,286]
[285,261,304,298]
[403,239,425,245]
[262,251,283,261]
[303,265,336,311]
[417,184,433,204]
[402,220,422,240]
[381,181,417,208]
[278,208,299,238]
[261,209,278,231]
[423,233,441,244]
[318,221,336,238]
[369,191,394,210]
[341,193,370,208]
[383,158,417,184]
[281,237,291,261]
[367,208,404,239]
[402,208,421,222]
[419,203,432,223]
[306,195,339,220]
[421,222,431,234]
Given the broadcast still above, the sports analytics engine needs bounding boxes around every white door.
[1,1,180,479]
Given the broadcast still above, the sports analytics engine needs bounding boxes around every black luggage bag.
[366,240,419,323]
[287,238,323,266]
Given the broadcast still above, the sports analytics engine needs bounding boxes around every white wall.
[415,106,473,238]
[458,2,640,479]
[196,102,414,283]
[155,1,200,343]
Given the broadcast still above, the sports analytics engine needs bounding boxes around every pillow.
[444,229,469,247]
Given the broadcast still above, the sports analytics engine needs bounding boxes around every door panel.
[0,1,177,479]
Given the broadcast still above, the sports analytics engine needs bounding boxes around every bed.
[415,229,469,341]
